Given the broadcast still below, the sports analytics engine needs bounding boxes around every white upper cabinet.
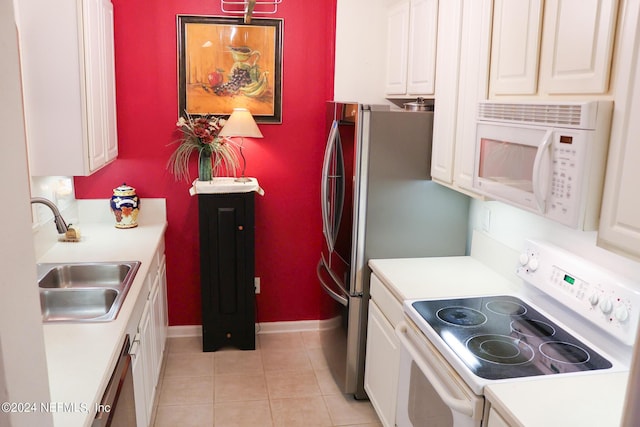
[489,0,543,95]
[431,0,492,194]
[86,0,118,172]
[385,0,438,96]
[452,0,492,192]
[407,0,438,94]
[489,0,618,97]
[430,0,463,183]
[17,0,118,176]
[598,0,640,261]
[539,0,618,94]
[385,2,411,95]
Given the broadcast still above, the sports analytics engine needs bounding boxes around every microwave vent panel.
[477,101,602,129]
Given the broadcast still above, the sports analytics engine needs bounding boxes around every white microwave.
[473,100,613,230]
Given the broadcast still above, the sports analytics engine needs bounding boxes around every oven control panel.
[516,239,640,346]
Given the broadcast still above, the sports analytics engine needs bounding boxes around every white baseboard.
[167,325,201,338]
[257,318,338,334]
[168,318,340,338]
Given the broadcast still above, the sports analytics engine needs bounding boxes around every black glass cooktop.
[411,295,612,380]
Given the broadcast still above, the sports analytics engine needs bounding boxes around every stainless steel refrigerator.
[317,102,470,399]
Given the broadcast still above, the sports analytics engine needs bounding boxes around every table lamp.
[219,108,263,182]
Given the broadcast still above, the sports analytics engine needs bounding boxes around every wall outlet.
[254,277,260,294]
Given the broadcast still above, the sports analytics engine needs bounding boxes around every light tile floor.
[151,331,383,427]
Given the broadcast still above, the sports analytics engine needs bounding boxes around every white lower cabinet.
[486,407,512,427]
[364,274,403,427]
[157,257,168,356]
[365,301,400,427]
[150,256,168,381]
[130,241,168,427]
[130,333,147,427]
[139,304,155,425]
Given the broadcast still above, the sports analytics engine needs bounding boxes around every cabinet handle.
[238,225,244,230]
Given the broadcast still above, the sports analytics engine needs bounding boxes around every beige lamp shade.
[219,108,263,138]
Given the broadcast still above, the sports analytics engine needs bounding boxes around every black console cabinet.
[198,192,255,351]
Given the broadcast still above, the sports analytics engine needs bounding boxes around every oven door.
[395,319,484,427]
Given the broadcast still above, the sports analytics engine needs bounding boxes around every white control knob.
[599,298,614,315]
[614,305,629,322]
[519,253,529,266]
[588,293,600,306]
[528,258,539,271]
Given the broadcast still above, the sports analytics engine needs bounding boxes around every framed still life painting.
[177,15,283,123]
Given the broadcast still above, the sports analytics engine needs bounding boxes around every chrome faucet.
[30,197,69,234]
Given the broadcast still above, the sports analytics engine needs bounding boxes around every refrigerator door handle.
[317,259,348,306]
[321,120,344,253]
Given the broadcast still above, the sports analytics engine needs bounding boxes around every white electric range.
[394,239,640,427]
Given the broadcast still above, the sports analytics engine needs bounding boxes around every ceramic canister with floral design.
[110,183,140,228]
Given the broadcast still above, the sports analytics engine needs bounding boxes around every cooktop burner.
[436,307,487,327]
[411,295,612,380]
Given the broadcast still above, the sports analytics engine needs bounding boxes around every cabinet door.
[539,0,618,94]
[385,1,410,95]
[364,301,400,427]
[85,0,117,172]
[598,0,640,260]
[18,0,117,176]
[150,278,163,381]
[138,304,155,424]
[487,407,512,427]
[199,194,256,351]
[489,0,543,95]
[454,0,492,191]
[430,0,463,183]
[103,0,118,163]
[85,0,106,172]
[130,334,148,427]
[406,0,438,95]
[158,256,168,355]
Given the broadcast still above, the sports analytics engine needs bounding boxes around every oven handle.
[395,321,475,417]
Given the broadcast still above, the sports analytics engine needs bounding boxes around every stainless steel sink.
[37,262,136,288]
[40,289,119,322]
[36,261,141,323]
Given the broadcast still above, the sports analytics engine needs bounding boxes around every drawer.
[370,273,404,327]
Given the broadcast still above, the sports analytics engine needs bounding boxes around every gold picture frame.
[177,15,283,123]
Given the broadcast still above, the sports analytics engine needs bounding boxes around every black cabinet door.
[198,193,255,351]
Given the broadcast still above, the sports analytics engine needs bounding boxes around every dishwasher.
[93,335,136,427]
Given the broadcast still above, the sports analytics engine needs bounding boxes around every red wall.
[74,0,337,325]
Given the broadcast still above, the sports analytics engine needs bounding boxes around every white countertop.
[484,372,629,427]
[368,256,520,300]
[37,199,167,427]
[368,254,630,427]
